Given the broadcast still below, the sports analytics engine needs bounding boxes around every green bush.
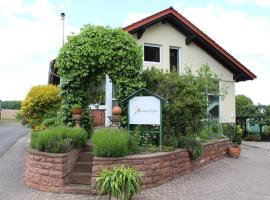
[21,85,62,128]
[141,65,224,138]
[41,116,64,128]
[92,128,130,157]
[96,165,142,200]
[30,126,87,153]
[223,123,243,144]
[128,133,140,154]
[163,135,178,148]
[233,125,243,145]
[197,127,211,141]
[161,145,175,152]
[178,136,203,160]
[245,133,261,141]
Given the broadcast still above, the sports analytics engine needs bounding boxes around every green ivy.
[55,25,144,132]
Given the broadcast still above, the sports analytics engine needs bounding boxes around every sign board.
[121,88,165,151]
[129,96,160,125]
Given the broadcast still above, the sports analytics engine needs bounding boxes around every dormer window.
[144,44,161,63]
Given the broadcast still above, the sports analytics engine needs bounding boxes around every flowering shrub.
[21,85,61,128]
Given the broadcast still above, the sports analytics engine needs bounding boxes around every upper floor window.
[144,44,161,63]
[170,47,180,73]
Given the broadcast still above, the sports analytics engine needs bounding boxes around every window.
[207,94,220,120]
[144,44,161,63]
[170,47,180,72]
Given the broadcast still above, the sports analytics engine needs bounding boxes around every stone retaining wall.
[91,139,229,190]
[25,148,80,193]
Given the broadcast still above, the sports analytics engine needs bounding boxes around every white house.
[49,7,256,127]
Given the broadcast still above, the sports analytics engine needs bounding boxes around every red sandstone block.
[133,164,150,171]
[32,173,42,184]
[53,178,65,187]
[150,163,160,170]
[33,155,47,162]
[54,163,68,171]
[37,168,50,176]
[142,177,152,184]
[45,156,67,164]
[50,170,67,178]
[128,160,144,165]
[160,161,170,169]
[141,169,155,177]
[40,162,54,170]
[41,176,54,186]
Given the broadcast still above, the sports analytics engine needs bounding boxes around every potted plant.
[71,104,83,115]
[228,144,241,158]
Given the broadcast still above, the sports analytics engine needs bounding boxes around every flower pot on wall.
[228,145,241,159]
[112,105,122,115]
[72,108,83,115]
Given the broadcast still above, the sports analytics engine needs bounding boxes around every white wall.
[133,22,236,123]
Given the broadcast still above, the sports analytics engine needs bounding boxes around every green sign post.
[121,88,165,151]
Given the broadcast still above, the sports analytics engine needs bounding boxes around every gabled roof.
[123,7,256,82]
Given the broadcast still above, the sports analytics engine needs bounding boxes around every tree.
[21,85,62,127]
[1,101,21,110]
[141,64,224,137]
[250,104,270,134]
[235,95,254,117]
[235,95,254,136]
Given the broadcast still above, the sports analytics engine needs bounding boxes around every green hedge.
[31,126,87,153]
[92,128,137,157]
[178,136,203,160]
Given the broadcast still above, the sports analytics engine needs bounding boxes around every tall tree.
[236,95,254,117]
[235,95,254,136]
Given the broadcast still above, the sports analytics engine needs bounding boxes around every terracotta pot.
[72,108,83,115]
[228,146,241,159]
[112,105,122,115]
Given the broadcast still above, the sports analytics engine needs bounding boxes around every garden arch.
[55,25,144,132]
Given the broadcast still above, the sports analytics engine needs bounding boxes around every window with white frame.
[207,94,220,120]
[144,44,161,63]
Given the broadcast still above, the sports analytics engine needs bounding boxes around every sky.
[0,0,269,105]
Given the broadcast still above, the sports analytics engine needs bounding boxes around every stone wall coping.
[202,138,229,146]
[27,148,80,158]
[93,149,185,161]
[93,138,229,161]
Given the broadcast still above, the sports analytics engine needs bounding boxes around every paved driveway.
[1,136,270,200]
[0,121,28,157]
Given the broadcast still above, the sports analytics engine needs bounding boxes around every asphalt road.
[0,121,29,157]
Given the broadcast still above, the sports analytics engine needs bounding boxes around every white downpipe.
[105,75,113,126]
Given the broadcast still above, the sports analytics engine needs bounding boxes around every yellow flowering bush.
[21,85,62,128]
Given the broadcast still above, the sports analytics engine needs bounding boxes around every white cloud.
[123,3,270,104]
[255,0,270,7]
[226,0,270,7]
[0,0,76,100]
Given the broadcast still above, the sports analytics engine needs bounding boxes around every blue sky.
[0,0,270,104]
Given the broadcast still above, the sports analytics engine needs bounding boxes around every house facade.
[104,7,256,126]
[49,7,256,127]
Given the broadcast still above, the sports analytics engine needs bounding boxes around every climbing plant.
[55,25,144,132]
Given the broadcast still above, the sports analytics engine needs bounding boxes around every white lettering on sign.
[129,96,160,125]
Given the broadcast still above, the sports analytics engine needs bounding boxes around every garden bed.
[91,138,229,190]
[25,138,229,194]
[25,148,80,193]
